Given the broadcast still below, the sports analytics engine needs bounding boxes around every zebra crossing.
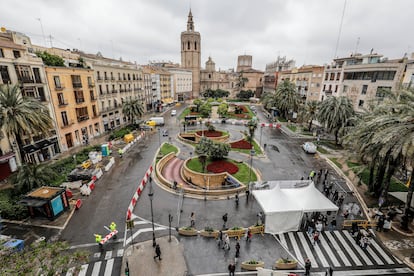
[66,249,124,276]
[275,230,407,272]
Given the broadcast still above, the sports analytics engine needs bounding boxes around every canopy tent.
[389,192,414,208]
[252,181,339,234]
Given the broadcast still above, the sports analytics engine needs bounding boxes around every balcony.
[75,98,85,104]
[90,95,97,101]
[61,120,74,129]
[55,85,65,91]
[18,77,34,84]
[112,89,118,94]
[58,100,68,107]
[72,82,83,89]
[88,83,95,88]
[97,76,103,81]
[77,115,89,122]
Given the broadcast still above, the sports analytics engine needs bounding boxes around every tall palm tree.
[300,101,319,131]
[11,163,57,193]
[0,84,52,164]
[317,96,355,145]
[274,80,300,119]
[122,99,144,124]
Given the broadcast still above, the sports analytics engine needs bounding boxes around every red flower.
[196,130,223,137]
[207,160,239,174]
[230,139,252,149]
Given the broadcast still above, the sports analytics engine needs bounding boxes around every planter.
[200,230,219,238]
[224,228,246,239]
[248,224,264,236]
[274,260,298,270]
[178,227,198,236]
[241,261,264,271]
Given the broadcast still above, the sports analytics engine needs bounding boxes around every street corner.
[121,235,187,276]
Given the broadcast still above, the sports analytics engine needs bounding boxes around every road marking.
[78,264,89,276]
[124,226,166,245]
[105,250,112,260]
[370,239,394,265]
[288,232,305,267]
[93,252,101,258]
[297,232,318,268]
[319,233,341,267]
[69,239,123,249]
[117,249,124,257]
[333,231,362,266]
[91,261,101,276]
[324,231,352,266]
[342,231,373,265]
[277,233,287,248]
[332,267,413,276]
[304,232,329,267]
[366,246,384,265]
[104,258,114,276]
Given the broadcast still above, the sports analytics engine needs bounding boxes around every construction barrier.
[126,165,153,220]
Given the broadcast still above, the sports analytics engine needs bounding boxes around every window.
[358,100,364,107]
[99,85,103,95]
[376,86,391,98]
[334,85,338,92]
[187,41,190,50]
[92,105,97,117]
[0,48,3,58]
[54,76,62,88]
[104,72,107,80]
[90,90,95,100]
[58,93,66,105]
[71,75,82,88]
[330,73,335,81]
[110,72,113,80]
[336,73,340,81]
[33,68,41,83]
[323,84,326,91]
[195,42,197,50]
[325,73,328,81]
[13,50,21,58]
[343,85,348,93]
[0,65,10,84]
[361,85,368,95]
[74,90,85,103]
[87,76,93,87]
[61,111,69,126]
[75,107,89,122]
[37,87,46,101]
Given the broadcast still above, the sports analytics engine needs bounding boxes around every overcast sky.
[2,0,413,71]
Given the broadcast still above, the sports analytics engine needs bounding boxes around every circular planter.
[241,261,264,271]
[178,227,198,236]
[274,260,298,270]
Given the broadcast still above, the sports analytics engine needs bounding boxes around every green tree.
[217,103,228,117]
[36,51,65,66]
[300,101,319,131]
[236,90,254,100]
[195,137,229,160]
[0,240,88,275]
[0,84,53,164]
[193,99,203,112]
[274,80,300,119]
[199,103,212,118]
[122,99,144,124]
[318,96,355,145]
[11,163,57,194]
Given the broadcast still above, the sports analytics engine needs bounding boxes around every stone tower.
[181,9,201,98]
[237,55,253,72]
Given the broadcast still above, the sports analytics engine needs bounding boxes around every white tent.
[389,192,414,208]
[252,181,339,234]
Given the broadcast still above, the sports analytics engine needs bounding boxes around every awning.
[389,192,414,208]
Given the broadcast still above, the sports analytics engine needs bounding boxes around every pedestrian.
[235,241,240,258]
[329,219,336,231]
[235,193,239,206]
[363,236,370,250]
[326,266,333,276]
[222,213,228,229]
[307,219,315,236]
[257,212,263,225]
[94,234,103,250]
[118,148,123,158]
[343,209,349,219]
[377,215,385,232]
[223,234,230,250]
[228,262,236,276]
[245,189,250,202]
[305,258,311,276]
[337,194,344,206]
[309,170,315,181]
[190,212,195,227]
[313,231,320,245]
[263,143,267,150]
[246,229,252,242]
[315,221,323,232]
[332,190,339,203]
[217,230,223,247]
[154,244,162,261]
[324,169,329,180]
[322,215,328,227]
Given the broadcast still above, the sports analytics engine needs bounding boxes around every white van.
[147,117,165,126]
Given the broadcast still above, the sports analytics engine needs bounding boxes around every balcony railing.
[90,95,97,101]
[61,120,74,129]
[55,85,65,91]
[75,98,85,104]
[72,83,83,88]
[97,76,102,81]
[112,89,118,94]
[77,115,89,122]
[88,83,95,88]
[58,100,68,106]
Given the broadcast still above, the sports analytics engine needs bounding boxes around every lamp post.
[168,214,173,242]
[148,176,156,247]
[157,127,161,147]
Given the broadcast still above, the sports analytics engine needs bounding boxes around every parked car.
[162,129,169,136]
[171,110,177,116]
[302,142,317,154]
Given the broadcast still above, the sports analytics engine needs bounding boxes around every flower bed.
[207,160,239,174]
[190,112,200,115]
[237,105,248,113]
[230,140,252,149]
[196,130,224,137]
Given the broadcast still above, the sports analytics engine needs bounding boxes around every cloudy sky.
[2,0,413,70]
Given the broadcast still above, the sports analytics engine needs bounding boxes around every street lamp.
[157,127,161,147]
[148,176,156,247]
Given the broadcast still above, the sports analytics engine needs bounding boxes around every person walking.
[228,262,236,276]
[94,234,103,250]
[326,266,333,276]
[313,231,320,245]
[217,230,223,247]
[223,234,230,250]
[246,229,252,242]
[222,213,228,229]
[332,190,339,203]
[245,189,250,202]
[235,193,239,206]
[307,219,315,236]
[190,212,195,227]
[235,241,240,258]
[305,258,311,276]
[329,219,336,231]
[154,244,162,261]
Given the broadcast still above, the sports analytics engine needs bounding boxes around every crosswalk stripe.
[324,231,352,267]
[333,231,363,266]
[332,267,414,276]
[319,233,341,267]
[132,220,149,225]
[78,264,89,276]
[117,249,124,257]
[288,232,305,266]
[342,231,373,265]
[104,258,114,276]
[105,250,112,260]
[303,232,329,268]
[366,246,384,265]
[93,252,101,258]
[370,239,395,265]
[277,233,288,248]
[91,261,101,276]
[297,232,318,268]
[395,257,403,264]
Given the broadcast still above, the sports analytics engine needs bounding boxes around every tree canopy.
[36,51,65,67]
[195,137,230,160]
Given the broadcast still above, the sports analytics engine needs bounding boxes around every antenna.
[334,0,347,58]
[36,18,47,47]
[354,37,360,54]
[48,34,54,48]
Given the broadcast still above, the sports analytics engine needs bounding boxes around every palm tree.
[0,84,53,164]
[317,96,355,145]
[122,99,144,124]
[11,163,57,193]
[300,101,319,131]
[274,80,300,119]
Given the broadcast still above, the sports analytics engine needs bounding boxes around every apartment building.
[321,52,407,111]
[402,53,414,88]
[0,29,59,172]
[145,66,172,111]
[168,67,192,102]
[46,67,101,151]
[81,54,145,131]
[278,65,324,102]
[263,56,296,94]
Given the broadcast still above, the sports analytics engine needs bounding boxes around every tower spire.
[187,9,194,31]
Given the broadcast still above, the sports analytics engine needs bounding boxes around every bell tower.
[181,9,201,98]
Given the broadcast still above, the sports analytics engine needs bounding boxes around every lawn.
[329,157,342,169]
[159,143,178,155]
[287,125,297,132]
[186,158,257,184]
[178,108,192,120]
[317,146,329,154]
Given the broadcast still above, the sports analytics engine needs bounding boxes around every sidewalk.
[121,236,187,276]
